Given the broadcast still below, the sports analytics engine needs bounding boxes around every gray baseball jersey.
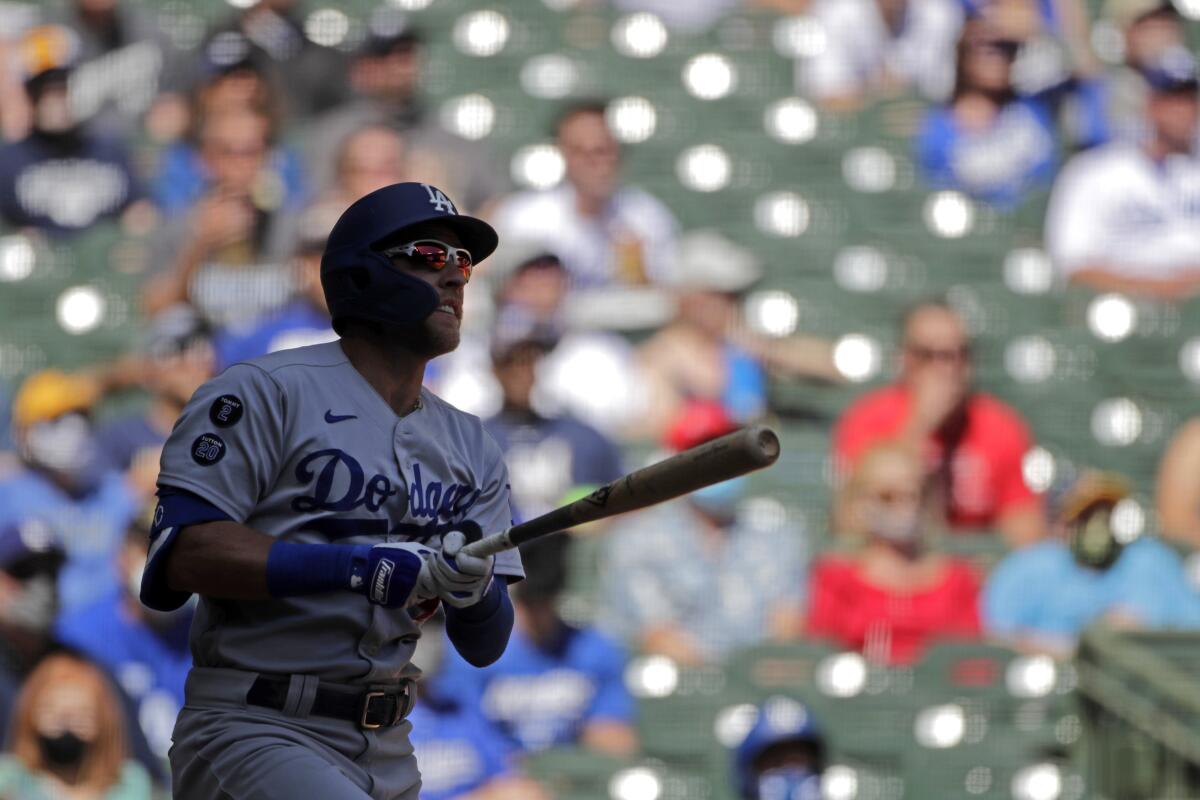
[151,339,523,799]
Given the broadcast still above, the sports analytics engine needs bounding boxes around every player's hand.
[354,542,437,609]
[419,528,494,609]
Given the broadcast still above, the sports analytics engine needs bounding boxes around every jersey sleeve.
[156,363,286,521]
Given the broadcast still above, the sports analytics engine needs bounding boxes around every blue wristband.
[266,542,371,598]
[445,581,513,667]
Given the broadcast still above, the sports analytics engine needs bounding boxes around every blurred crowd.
[0,0,1197,797]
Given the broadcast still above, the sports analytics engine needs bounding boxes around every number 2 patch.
[191,433,227,466]
[209,394,244,427]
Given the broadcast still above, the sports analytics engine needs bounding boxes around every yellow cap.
[1105,0,1172,26]
[12,370,99,429]
[20,25,77,80]
[1059,471,1130,524]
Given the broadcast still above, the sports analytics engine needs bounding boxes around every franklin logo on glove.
[372,559,395,605]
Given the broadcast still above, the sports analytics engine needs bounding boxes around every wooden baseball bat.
[460,425,781,559]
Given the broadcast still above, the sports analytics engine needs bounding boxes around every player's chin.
[421,317,461,356]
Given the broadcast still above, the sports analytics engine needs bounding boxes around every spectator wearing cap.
[46,0,188,138]
[637,231,840,439]
[404,623,551,800]
[800,0,963,108]
[95,306,215,474]
[832,299,1045,547]
[150,38,306,220]
[804,443,982,666]
[1045,47,1200,300]
[0,25,143,237]
[0,370,142,614]
[599,402,808,664]
[731,697,827,800]
[490,101,680,288]
[143,106,300,328]
[55,509,193,763]
[307,18,505,214]
[431,250,647,437]
[984,472,1200,655]
[483,312,623,521]
[0,520,65,735]
[203,0,349,121]
[438,536,637,757]
[915,18,1060,208]
[1104,0,1189,141]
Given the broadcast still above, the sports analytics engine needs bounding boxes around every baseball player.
[139,182,524,799]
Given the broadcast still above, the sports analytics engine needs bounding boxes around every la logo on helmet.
[423,184,457,215]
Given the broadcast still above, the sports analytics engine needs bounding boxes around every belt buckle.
[359,691,388,730]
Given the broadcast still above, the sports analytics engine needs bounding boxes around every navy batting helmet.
[320,182,498,332]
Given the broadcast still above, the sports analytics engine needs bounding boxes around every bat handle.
[460,528,516,559]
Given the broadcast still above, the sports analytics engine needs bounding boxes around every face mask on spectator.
[690,476,745,518]
[866,503,922,546]
[1069,507,1124,571]
[37,730,88,768]
[24,414,101,482]
[756,766,822,800]
[0,575,57,633]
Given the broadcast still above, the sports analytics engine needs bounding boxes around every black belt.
[246,674,415,730]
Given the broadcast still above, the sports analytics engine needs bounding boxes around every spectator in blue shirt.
[151,40,305,218]
[984,471,1200,655]
[916,19,1059,207]
[409,625,550,800]
[0,371,143,614]
[56,514,193,761]
[0,32,143,237]
[731,696,827,800]
[439,535,638,757]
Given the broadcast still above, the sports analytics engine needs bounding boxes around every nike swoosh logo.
[325,410,358,424]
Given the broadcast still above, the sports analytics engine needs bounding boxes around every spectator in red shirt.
[805,444,982,665]
[832,299,1044,546]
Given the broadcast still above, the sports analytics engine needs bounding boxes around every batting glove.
[420,528,495,608]
[352,542,436,609]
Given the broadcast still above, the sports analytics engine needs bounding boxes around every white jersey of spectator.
[490,184,680,288]
[1046,142,1200,279]
[804,0,963,102]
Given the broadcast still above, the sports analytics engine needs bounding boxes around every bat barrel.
[460,424,781,558]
